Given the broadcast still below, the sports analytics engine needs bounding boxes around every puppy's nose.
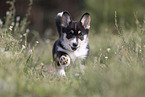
[73,43,78,47]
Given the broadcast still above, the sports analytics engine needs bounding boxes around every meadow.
[1,1,145,97]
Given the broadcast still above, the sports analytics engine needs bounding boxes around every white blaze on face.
[70,37,77,47]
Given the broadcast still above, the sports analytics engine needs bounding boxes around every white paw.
[57,69,66,76]
[59,55,70,67]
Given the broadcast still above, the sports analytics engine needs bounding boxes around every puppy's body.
[52,11,91,76]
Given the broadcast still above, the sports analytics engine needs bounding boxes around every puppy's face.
[61,12,91,51]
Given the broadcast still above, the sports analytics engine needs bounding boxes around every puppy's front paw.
[59,55,70,67]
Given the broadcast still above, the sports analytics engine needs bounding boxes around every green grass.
[1,1,145,97]
[1,25,145,97]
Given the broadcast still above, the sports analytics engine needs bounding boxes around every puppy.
[52,11,91,76]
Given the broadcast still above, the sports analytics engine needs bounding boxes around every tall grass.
[1,0,145,97]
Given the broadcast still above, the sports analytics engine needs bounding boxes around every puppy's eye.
[79,33,82,36]
[67,30,74,39]
[70,30,74,34]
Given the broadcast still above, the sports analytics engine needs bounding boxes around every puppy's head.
[61,11,91,51]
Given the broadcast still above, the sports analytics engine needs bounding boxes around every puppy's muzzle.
[70,42,79,51]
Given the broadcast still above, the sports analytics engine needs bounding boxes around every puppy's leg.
[57,67,66,76]
[57,55,70,76]
[54,53,70,76]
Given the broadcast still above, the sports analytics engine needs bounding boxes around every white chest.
[67,43,89,61]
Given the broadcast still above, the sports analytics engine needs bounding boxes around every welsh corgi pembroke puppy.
[52,11,91,76]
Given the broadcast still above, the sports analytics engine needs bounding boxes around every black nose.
[73,43,78,47]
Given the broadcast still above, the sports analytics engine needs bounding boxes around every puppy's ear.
[61,11,71,27]
[80,13,91,29]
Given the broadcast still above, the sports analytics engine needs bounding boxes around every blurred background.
[0,0,145,40]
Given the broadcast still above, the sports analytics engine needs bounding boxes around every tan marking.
[78,38,82,44]
[71,30,74,34]
[66,55,70,58]
[54,53,57,58]
[78,30,81,34]
[56,57,59,62]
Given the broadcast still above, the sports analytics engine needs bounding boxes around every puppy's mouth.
[71,46,78,51]
[69,45,79,51]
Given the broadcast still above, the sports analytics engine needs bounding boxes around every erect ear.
[61,11,71,27]
[80,13,91,29]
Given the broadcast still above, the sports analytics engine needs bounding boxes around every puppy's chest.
[68,46,89,61]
